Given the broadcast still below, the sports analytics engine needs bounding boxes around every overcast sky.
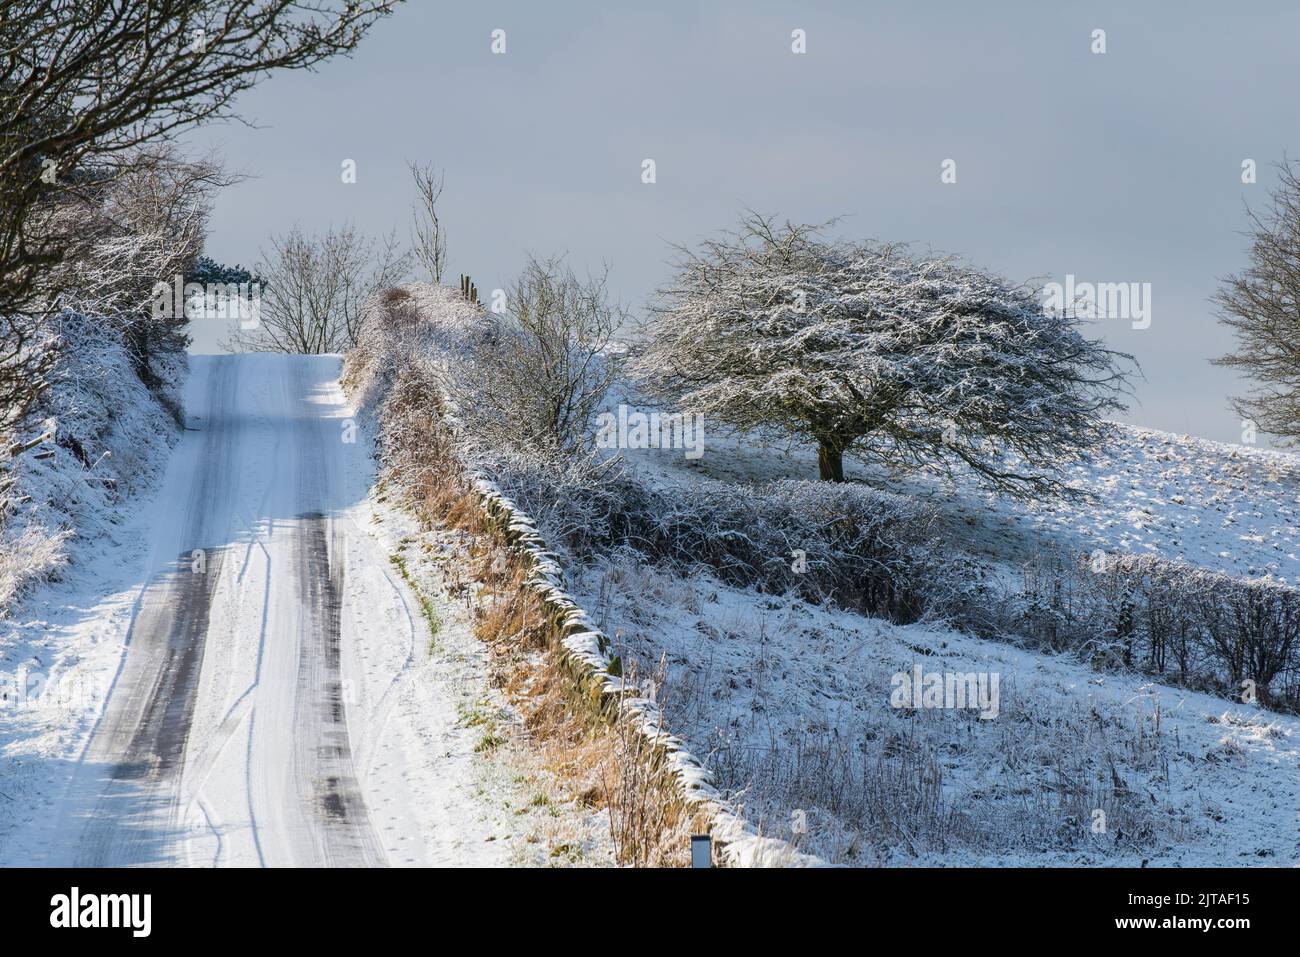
[187,0,1300,447]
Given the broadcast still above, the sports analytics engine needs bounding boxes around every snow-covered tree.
[1214,160,1300,442]
[1,1,395,445]
[48,146,233,388]
[460,255,624,463]
[634,215,1134,493]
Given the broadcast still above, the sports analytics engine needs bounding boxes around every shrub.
[980,551,1300,712]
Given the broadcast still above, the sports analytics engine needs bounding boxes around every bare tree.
[0,0,398,439]
[634,213,1134,492]
[409,160,448,284]
[227,224,410,354]
[1214,160,1300,442]
[461,255,624,460]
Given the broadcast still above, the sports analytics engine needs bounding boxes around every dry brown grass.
[411,469,700,865]
[466,544,699,866]
[349,297,712,867]
[600,658,709,867]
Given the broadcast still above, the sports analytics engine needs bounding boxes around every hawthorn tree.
[635,215,1134,494]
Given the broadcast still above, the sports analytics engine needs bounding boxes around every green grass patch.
[457,700,497,729]
[390,550,443,654]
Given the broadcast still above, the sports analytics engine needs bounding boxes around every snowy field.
[567,409,1300,865]
[570,558,1299,866]
[619,419,1300,582]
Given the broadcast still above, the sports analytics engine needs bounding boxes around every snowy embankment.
[0,313,182,614]
[570,559,1299,865]
[569,412,1300,864]
[470,479,815,867]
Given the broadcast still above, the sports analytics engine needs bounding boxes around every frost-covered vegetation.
[1215,159,1300,442]
[345,210,1300,868]
[624,422,1300,714]
[0,148,224,612]
[633,214,1133,489]
[0,313,182,612]
[569,558,1296,866]
[595,419,1300,861]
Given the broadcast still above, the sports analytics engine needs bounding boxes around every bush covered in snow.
[0,147,216,612]
[462,256,623,461]
[482,461,955,623]
[993,550,1300,712]
[344,283,495,414]
[42,146,223,401]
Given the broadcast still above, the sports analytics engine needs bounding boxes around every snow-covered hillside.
[617,418,1300,582]
[0,313,182,613]
[564,401,1300,864]
[571,558,1298,865]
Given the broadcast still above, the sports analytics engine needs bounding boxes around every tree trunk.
[817,439,845,482]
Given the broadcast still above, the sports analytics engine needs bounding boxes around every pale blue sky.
[188,0,1300,446]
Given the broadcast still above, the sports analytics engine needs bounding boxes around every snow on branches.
[634,214,1135,495]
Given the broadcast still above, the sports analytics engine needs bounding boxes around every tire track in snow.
[292,513,384,865]
[271,358,384,866]
[72,357,239,866]
[22,355,437,867]
[177,450,283,865]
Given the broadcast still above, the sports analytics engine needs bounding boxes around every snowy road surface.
[1,355,501,866]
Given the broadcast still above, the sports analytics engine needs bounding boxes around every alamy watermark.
[0,667,103,714]
[151,275,260,328]
[595,404,704,460]
[50,887,151,937]
[890,666,1000,720]
[1042,273,1151,330]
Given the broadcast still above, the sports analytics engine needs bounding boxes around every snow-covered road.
[1,355,502,866]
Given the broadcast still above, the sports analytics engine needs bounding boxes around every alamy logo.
[50,887,151,937]
[595,404,704,460]
[1042,274,1151,330]
[151,276,260,328]
[890,666,1000,719]
[0,668,101,713]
